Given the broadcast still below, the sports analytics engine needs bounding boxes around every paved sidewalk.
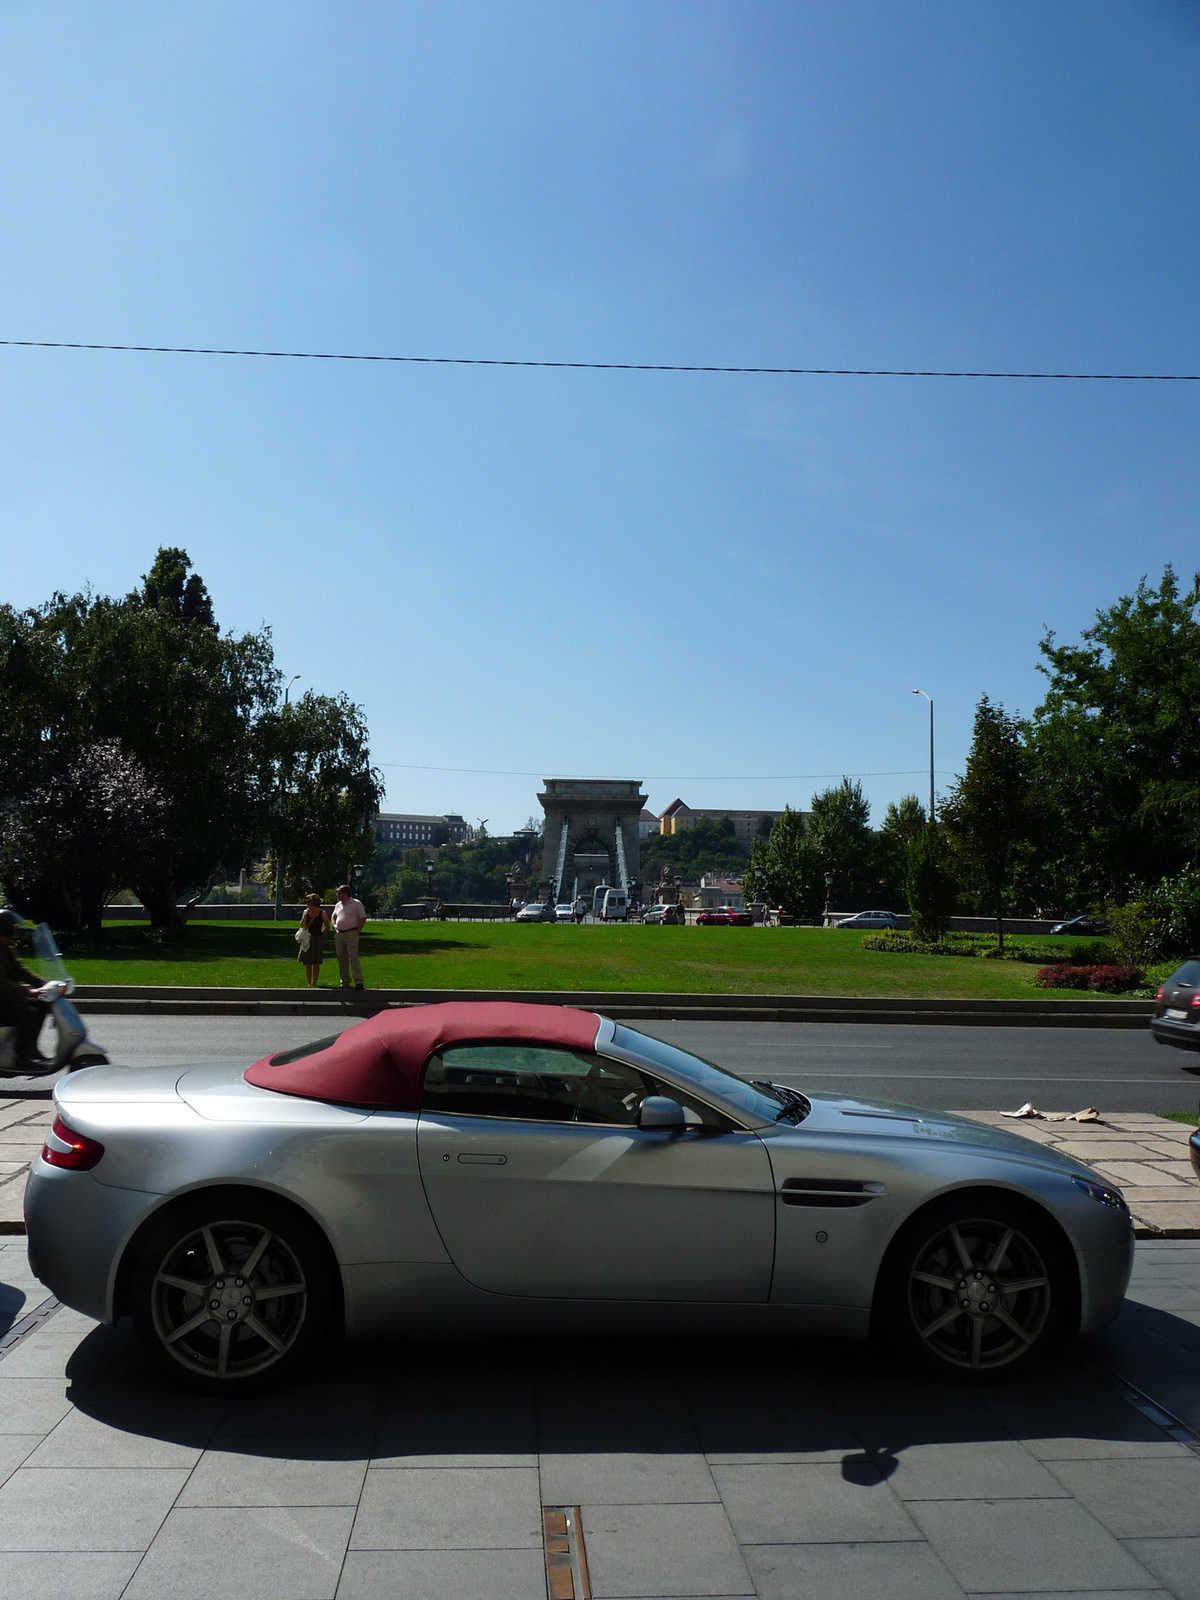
[0,1097,52,1230]
[1,1236,1199,1599]
[956,1111,1200,1237]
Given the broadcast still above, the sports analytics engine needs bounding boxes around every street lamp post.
[911,689,935,824]
[273,675,301,921]
[823,869,835,926]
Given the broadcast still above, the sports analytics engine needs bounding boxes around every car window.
[422,1045,651,1124]
[608,1025,790,1123]
[1169,961,1200,986]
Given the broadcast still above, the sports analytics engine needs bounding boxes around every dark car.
[696,906,753,926]
[1050,915,1109,936]
[1150,959,1200,1052]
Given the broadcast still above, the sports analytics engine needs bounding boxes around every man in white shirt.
[332,884,367,990]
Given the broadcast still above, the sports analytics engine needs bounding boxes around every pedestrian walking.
[295,893,331,988]
[332,884,367,990]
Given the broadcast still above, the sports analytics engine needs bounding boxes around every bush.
[1034,963,1143,992]
[1086,964,1144,992]
[1034,964,1091,989]
[1104,900,1167,966]
[861,932,954,955]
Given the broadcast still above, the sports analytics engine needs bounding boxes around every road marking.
[768,1073,1187,1083]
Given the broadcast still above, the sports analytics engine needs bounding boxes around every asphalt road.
[31,1013,1200,1113]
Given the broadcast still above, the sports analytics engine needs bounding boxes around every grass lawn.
[41,921,1135,999]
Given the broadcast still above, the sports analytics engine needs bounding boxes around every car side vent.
[780,1177,886,1208]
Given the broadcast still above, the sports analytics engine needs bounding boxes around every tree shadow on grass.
[75,926,485,964]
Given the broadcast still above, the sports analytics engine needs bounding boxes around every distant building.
[696,874,745,909]
[658,799,793,843]
[374,812,468,848]
[637,809,659,841]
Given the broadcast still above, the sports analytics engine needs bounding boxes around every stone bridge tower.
[538,779,648,903]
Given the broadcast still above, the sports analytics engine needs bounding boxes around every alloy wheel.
[906,1216,1051,1371]
[150,1219,308,1380]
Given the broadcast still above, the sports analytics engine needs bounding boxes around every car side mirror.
[638,1095,686,1131]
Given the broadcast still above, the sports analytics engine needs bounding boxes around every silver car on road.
[25,1003,1134,1393]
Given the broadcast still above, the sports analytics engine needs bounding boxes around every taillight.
[1157,986,1165,1000]
[1189,996,1200,1010]
[41,1116,105,1171]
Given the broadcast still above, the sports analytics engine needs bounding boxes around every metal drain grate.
[0,1296,62,1363]
[543,1505,591,1600]
[1105,1371,1200,1461]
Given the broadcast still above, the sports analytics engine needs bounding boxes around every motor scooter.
[0,923,109,1078]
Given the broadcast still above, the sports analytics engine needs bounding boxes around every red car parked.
[696,906,753,926]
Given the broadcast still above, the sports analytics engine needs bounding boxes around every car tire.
[874,1192,1074,1382]
[129,1190,338,1395]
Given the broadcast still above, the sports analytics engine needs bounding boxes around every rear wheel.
[130,1192,337,1394]
[876,1193,1073,1380]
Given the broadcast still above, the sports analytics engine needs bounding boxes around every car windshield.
[609,1024,795,1122]
[1169,960,1200,986]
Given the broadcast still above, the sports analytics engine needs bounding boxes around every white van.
[600,888,628,921]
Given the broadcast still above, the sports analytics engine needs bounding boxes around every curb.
[72,986,1158,1028]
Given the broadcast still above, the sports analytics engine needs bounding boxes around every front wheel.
[875,1194,1073,1381]
[130,1192,337,1394]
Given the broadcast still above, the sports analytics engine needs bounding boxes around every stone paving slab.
[0,1236,1198,1598]
[955,1111,1200,1236]
[0,1099,51,1231]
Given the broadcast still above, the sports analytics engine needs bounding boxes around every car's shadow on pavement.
[62,1301,1200,1478]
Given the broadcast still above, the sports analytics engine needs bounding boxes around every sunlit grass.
[43,921,1136,998]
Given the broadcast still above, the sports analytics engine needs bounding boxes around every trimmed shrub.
[1087,964,1144,993]
[1035,964,1091,989]
[1034,963,1143,992]
[861,932,954,955]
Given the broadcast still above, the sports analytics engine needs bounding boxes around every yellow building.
[658,799,791,843]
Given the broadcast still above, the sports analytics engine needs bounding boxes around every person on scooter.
[0,910,49,1070]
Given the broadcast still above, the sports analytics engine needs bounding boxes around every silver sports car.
[25,1002,1134,1393]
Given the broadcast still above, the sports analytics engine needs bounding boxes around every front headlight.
[1072,1176,1128,1212]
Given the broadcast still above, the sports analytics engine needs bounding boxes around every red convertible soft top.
[243,1001,603,1110]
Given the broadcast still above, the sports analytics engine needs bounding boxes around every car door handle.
[780,1177,885,1208]
[456,1153,507,1165]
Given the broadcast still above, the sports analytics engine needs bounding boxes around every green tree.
[1030,566,1200,905]
[878,794,926,906]
[264,691,383,899]
[749,806,823,919]
[0,549,374,935]
[0,572,277,931]
[641,817,749,882]
[905,824,957,941]
[135,546,217,628]
[941,696,1039,950]
[806,779,876,908]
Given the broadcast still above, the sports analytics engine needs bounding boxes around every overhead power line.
[379,762,957,781]
[1,337,1197,382]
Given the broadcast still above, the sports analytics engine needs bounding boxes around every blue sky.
[3,2,1198,832]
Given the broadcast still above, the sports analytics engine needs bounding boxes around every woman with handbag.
[295,894,331,987]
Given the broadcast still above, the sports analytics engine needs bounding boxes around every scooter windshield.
[32,923,72,989]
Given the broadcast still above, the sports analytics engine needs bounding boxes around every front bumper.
[1150,1014,1200,1052]
[1079,1236,1136,1335]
